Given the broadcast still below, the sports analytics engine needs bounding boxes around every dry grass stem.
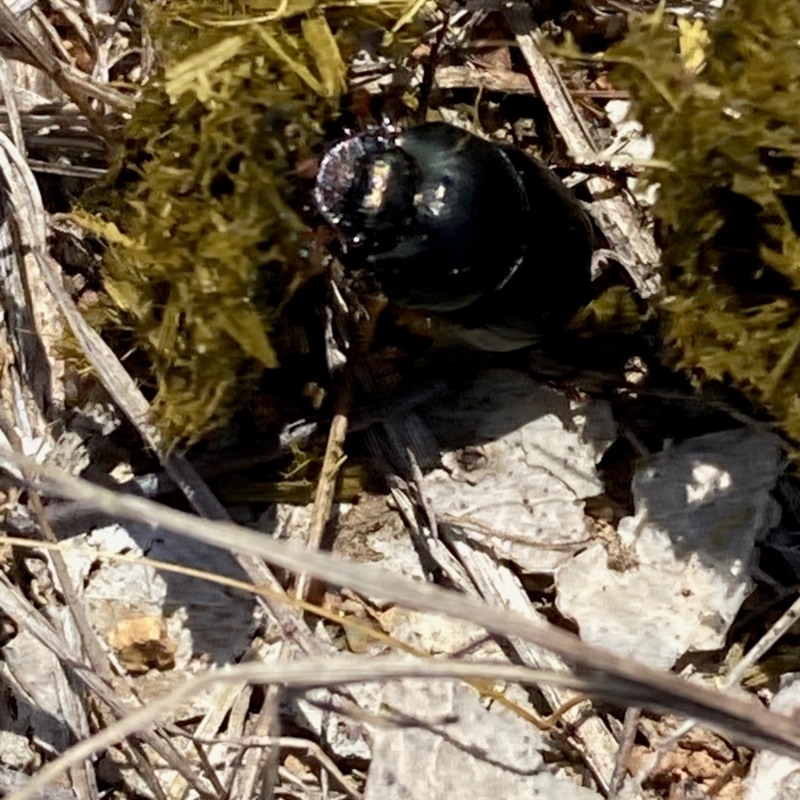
[2,447,800,761]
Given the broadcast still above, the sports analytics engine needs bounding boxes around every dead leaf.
[107,616,177,674]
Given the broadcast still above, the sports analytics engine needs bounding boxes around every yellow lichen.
[610,0,800,442]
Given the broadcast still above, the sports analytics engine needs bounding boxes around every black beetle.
[314,122,593,351]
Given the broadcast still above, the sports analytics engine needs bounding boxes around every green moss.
[569,285,646,335]
[80,0,417,447]
[608,1,800,442]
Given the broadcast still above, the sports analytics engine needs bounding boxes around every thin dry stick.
[224,642,285,799]
[27,496,100,800]
[24,159,106,178]
[726,596,800,687]
[31,492,114,682]
[162,672,252,800]
[0,534,438,656]
[505,6,597,156]
[295,299,381,600]
[123,750,169,800]
[608,707,642,800]
[294,396,350,601]
[32,5,78,65]
[503,3,661,299]
[4,658,585,800]
[4,452,800,761]
[0,55,25,154]
[0,3,116,140]
[219,688,260,797]
[433,64,534,94]
[255,685,283,800]
[383,420,439,540]
[197,735,361,800]
[45,0,94,53]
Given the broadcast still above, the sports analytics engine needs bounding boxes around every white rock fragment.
[364,678,603,800]
[421,369,616,573]
[2,630,76,752]
[556,428,782,670]
[0,731,35,771]
[376,607,491,656]
[604,100,658,207]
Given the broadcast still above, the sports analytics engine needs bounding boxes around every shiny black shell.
[314,122,593,350]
